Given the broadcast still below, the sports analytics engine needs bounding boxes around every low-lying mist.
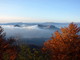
[2,25,59,39]
[1,25,59,46]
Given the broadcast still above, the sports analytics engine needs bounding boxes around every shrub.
[16,45,49,60]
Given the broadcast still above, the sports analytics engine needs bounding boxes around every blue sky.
[0,0,80,23]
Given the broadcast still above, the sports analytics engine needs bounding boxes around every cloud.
[2,25,55,38]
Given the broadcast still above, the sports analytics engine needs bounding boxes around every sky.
[0,0,80,23]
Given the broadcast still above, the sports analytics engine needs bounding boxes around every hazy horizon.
[0,21,79,23]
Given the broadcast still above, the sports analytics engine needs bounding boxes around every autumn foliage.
[43,23,80,60]
[0,26,49,60]
[0,26,17,60]
[1,23,80,60]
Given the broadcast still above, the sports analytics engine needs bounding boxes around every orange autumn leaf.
[43,23,80,60]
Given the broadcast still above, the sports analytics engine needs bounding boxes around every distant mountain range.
[0,22,79,46]
[0,22,80,25]
[0,22,80,29]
